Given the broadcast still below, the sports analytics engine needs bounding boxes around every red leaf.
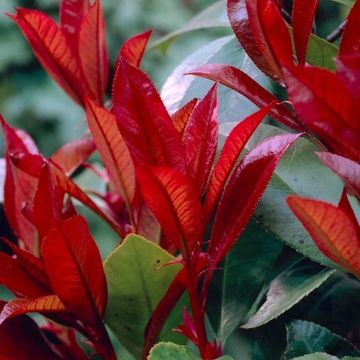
[209,133,302,263]
[339,0,360,56]
[316,152,360,199]
[287,196,360,278]
[336,55,360,97]
[227,0,276,79]
[203,104,273,221]
[292,0,318,64]
[0,313,63,360]
[189,64,300,130]
[0,296,66,326]
[183,84,219,194]
[137,166,203,259]
[78,0,109,103]
[171,98,198,136]
[10,8,88,105]
[59,0,89,40]
[113,59,186,173]
[143,268,188,359]
[119,29,152,67]
[42,215,107,325]
[85,99,135,206]
[283,65,360,162]
[50,136,95,176]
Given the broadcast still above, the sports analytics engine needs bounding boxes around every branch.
[326,20,347,43]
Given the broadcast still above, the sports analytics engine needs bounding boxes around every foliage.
[0,0,359,359]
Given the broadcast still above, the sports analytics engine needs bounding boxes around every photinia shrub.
[0,0,359,359]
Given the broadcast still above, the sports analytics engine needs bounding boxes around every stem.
[326,20,346,43]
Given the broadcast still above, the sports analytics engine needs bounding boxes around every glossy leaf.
[137,166,203,258]
[104,234,182,358]
[113,59,186,173]
[0,313,62,360]
[50,137,95,176]
[283,65,360,162]
[209,133,301,263]
[172,98,198,136]
[292,0,318,64]
[285,320,360,359]
[336,55,360,96]
[189,64,300,130]
[204,104,273,221]
[10,8,87,105]
[0,295,66,325]
[183,84,218,194]
[42,215,107,325]
[78,0,108,103]
[316,152,360,199]
[242,263,334,328]
[339,0,360,56]
[120,29,152,67]
[85,99,135,205]
[287,196,360,278]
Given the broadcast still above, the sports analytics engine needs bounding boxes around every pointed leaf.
[119,29,152,67]
[104,234,182,358]
[204,104,273,221]
[171,98,198,136]
[0,296,66,325]
[292,0,319,64]
[336,55,360,97]
[78,0,109,103]
[10,8,87,105]
[113,59,186,173]
[50,136,95,176]
[42,215,107,325]
[340,0,360,56]
[283,65,360,162]
[137,166,203,258]
[287,196,360,278]
[210,133,302,263]
[316,152,360,199]
[183,84,218,194]
[189,64,300,130]
[85,99,135,205]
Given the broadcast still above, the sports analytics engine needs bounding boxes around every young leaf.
[137,166,203,258]
[283,65,360,162]
[10,9,88,105]
[203,104,273,221]
[119,29,152,67]
[182,84,219,194]
[85,99,135,205]
[78,0,109,103]
[113,59,186,173]
[0,295,66,325]
[316,152,360,199]
[42,215,107,325]
[189,64,300,130]
[336,55,360,96]
[50,137,95,176]
[209,133,302,264]
[172,98,198,136]
[287,196,360,278]
[339,0,360,56]
[292,0,319,64]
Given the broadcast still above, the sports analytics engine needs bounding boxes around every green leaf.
[306,34,338,71]
[220,123,345,268]
[286,320,360,359]
[330,0,355,6]
[241,263,335,329]
[161,36,272,123]
[218,220,284,343]
[291,354,340,360]
[104,235,182,358]
[151,0,229,53]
